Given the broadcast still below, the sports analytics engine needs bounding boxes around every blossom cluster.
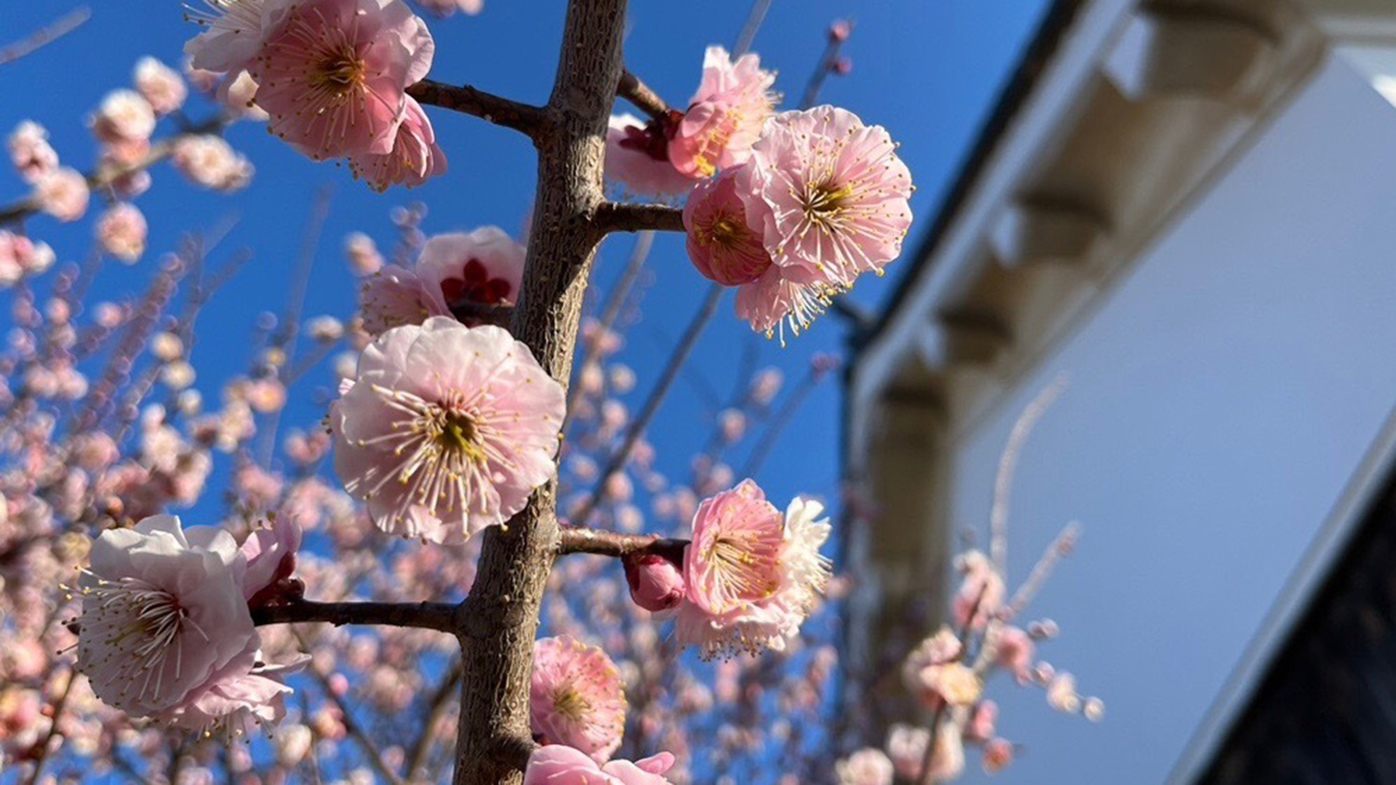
[607,47,914,340]
[186,0,445,190]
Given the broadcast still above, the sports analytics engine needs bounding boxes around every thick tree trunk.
[450,1,627,783]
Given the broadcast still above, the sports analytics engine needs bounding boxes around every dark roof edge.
[859,0,1090,346]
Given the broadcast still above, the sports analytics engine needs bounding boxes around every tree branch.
[0,115,228,226]
[0,6,91,66]
[616,69,673,122]
[407,79,548,138]
[556,527,687,561]
[251,599,457,633]
[450,0,629,782]
[592,202,685,235]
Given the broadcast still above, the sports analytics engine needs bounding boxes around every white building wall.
[941,52,1396,784]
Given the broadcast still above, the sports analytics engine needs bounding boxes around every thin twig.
[251,599,458,632]
[571,283,724,527]
[406,79,548,138]
[556,526,687,560]
[989,374,1067,580]
[1006,522,1081,616]
[616,69,673,121]
[733,0,774,56]
[23,668,77,785]
[0,6,91,66]
[741,367,820,477]
[404,661,464,783]
[0,115,230,225]
[564,230,654,432]
[291,629,408,785]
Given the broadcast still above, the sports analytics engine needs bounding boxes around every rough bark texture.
[450,1,627,783]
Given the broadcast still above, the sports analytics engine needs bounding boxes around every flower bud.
[829,19,852,42]
[623,551,685,612]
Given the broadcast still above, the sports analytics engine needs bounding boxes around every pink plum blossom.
[332,317,565,542]
[622,551,685,612]
[983,738,1014,773]
[89,89,156,147]
[7,120,58,183]
[185,0,278,73]
[34,167,90,222]
[530,636,626,762]
[74,515,259,717]
[742,105,913,283]
[965,699,998,742]
[349,95,447,191]
[835,748,894,785]
[668,46,776,179]
[217,70,271,121]
[885,724,929,780]
[95,202,148,263]
[995,625,1035,683]
[414,226,525,319]
[172,135,254,191]
[674,481,831,658]
[240,516,302,606]
[683,168,772,286]
[134,57,188,115]
[346,231,385,275]
[250,0,434,161]
[523,745,676,785]
[604,113,698,199]
[154,652,309,739]
[0,232,55,287]
[358,264,447,335]
[951,549,1004,629]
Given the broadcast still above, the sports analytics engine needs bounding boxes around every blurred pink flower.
[172,135,254,191]
[0,231,54,287]
[7,120,58,183]
[743,105,913,283]
[524,745,675,785]
[345,232,385,276]
[995,625,1035,684]
[604,113,698,199]
[835,748,894,785]
[965,699,998,742]
[414,0,484,17]
[332,317,564,542]
[251,0,433,161]
[349,95,447,191]
[927,721,966,782]
[982,738,1014,773]
[885,724,928,780]
[34,167,90,222]
[951,550,1004,629]
[683,168,772,286]
[95,202,148,263]
[668,46,776,179]
[623,551,685,613]
[134,57,188,116]
[89,89,156,147]
[414,226,525,319]
[75,515,259,717]
[530,636,626,762]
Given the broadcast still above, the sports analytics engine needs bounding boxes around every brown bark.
[449,1,628,782]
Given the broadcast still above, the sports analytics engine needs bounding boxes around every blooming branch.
[406,78,548,137]
[0,114,228,226]
[250,599,458,633]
